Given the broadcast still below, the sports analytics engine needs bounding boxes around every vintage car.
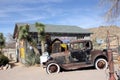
[43,40,108,74]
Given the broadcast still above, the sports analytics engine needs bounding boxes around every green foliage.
[35,54,40,64]
[35,22,45,32]
[0,33,5,50]
[25,49,36,66]
[18,24,36,48]
[35,22,45,41]
[27,36,37,47]
[0,54,9,66]
[35,22,45,53]
[25,49,40,66]
[17,23,45,66]
[18,25,29,40]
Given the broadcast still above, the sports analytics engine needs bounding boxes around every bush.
[0,54,9,66]
[25,48,41,66]
[35,54,40,64]
[25,49,36,66]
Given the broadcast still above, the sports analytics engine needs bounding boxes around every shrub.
[25,49,36,66]
[25,48,41,66]
[35,54,40,64]
[0,54,9,66]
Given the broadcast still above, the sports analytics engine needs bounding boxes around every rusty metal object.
[108,49,116,80]
[45,40,108,74]
[107,31,116,80]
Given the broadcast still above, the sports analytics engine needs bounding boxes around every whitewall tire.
[95,58,108,70]
[46,63,60,74]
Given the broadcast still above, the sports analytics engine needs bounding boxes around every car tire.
[46,63,60,74]
[95,58,108,70]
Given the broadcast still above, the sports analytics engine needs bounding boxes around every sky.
[0,0,120,35]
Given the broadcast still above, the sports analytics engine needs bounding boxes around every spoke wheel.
[46,63,60,74]
[95,58,108,70]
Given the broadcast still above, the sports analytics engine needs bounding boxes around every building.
[13,23,92,62]
[13,23,92,42]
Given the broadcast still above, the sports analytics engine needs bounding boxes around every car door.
[70,42,86,62]
[82,41,92,62]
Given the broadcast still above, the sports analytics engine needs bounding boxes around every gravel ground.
[0,63,118,80]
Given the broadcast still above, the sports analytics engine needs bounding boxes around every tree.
[18,24,29,41]
[18,24,42,65]
[6,33,16,48]
[102,0,120,21]
[35,22,45,54]
[18,24,33,50]
[100,1,120,80]
[18,24,30,63]
[0,33,5,53]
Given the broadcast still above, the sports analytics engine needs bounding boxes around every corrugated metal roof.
[15,23,92,34]
[45,24,91,34]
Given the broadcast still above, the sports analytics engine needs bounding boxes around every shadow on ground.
[61,66,95,73]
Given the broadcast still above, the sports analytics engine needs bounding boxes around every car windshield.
[70,42,84,50]
[70,41,92,50]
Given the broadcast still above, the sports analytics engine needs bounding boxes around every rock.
[0,66,3,70]
[3,64,11,70]
[7,64,11,69]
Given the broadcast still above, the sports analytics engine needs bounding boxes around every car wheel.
[95,58,108,70]
[46,63,60,74]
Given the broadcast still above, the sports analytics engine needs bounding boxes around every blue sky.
[0,0,120,35]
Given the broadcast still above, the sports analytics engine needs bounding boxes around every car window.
[79,43,84,49]
[85,42,91,49]
[71,42,84,50]
[73,43,79,49]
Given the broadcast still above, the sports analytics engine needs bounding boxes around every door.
[62,41,92,70]
[70,42,86,62]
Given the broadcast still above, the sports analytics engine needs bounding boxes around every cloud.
[47,8,105,28]
[0,4,103,29]
[0,0,65,18]
[1,0,99,25]
[0,2,65,23]
[0,16,45,23]
[0,5,42,19]
[0,0,64,4]
[0,0,108,29]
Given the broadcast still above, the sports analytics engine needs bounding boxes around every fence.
[3,48,16,61]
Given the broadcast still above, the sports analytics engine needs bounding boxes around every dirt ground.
[0,63,119,80]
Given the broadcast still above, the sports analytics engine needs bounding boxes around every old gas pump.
[107,31,116,80]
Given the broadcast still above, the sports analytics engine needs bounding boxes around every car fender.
[91,50,108,64]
